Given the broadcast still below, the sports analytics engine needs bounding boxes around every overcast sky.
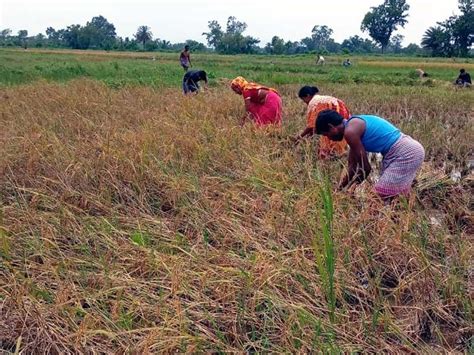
[0,0,462,46]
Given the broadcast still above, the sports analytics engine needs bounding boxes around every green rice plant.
[313,176,337,323]
[130,230,150,247]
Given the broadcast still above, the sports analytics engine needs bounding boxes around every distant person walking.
[230,76,282,127]
[455,69,471,87]
[179,45,192,72]
[295,86,349,159]
[315,110,425,199]
[182,70,207,94]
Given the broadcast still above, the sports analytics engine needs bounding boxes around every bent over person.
[315,110,425,199]
[182,70,207,94]
[231,76,282,127]
[296,86,350,159]
[455,68,471,87]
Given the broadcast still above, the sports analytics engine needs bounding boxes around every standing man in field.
[179,45,192,72]
[315,110,425,199]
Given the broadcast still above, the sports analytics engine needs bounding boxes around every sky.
[0,0,462,46]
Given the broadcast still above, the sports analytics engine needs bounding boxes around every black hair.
[298,86,319,98]
[316,110,343,134]
[460,68,465,73]
[198,70,207,81]
[184,45,190,50]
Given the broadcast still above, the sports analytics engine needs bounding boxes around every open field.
[0,49,473,353]
[1,48,473,88]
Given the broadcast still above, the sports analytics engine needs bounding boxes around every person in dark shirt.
[182,70,208,94]
[455,69,471,87]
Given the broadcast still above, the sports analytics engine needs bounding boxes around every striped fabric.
[374,135,425,197]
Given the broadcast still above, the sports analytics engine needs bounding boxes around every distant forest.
[1,0,472,57]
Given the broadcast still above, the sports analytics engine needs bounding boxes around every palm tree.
[421,26,453,57]
[134,26,153,49]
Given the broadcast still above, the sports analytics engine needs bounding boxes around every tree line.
[0,16,207,53]
[0,0,472,57]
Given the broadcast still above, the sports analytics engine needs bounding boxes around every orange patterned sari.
[306,95,350,159]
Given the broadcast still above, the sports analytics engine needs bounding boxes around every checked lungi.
[375,135,425,197]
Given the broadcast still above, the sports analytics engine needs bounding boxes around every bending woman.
[296,85,350,159]
[231,76,282,127]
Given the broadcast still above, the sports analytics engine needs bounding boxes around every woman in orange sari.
[231,76,282,127]
[295,86,349,159]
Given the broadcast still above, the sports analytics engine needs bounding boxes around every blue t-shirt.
[347,115,401,155]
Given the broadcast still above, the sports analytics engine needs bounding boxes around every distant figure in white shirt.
[415,68,429,79]
[316,55,325,65]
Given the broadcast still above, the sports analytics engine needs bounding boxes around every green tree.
[62,25,82,49]
[17,30,28,48]
[202,20,223,49]
[121,37,139,51]
[341,35,377,53]
[144,39,159,51]
[85,15,117,49]
[450,0,473,56]
[421,26,454,57]
[421,0,473,57]
[226,16,246,35]
[184,39,207,52]
[33,33,46,48]
[158,39,172,50]
[361,0,410,53]
[301,25,334,51]
[0,29,12,46]
[59,24,93,49]
[203,17,259,54]
[325,39,341,53]
[284,40,306,54]
[45,27,60,46]
[265,36,286,54]
[388,34,404,53]
[0,28,12,39]
[134,26,153,49]
[401,43,423,55]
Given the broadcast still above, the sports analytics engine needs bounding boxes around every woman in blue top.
[315,110,425,199]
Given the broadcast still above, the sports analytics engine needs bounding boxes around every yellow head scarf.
[230,76,279,95]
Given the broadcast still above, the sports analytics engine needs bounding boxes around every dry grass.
[0,79,473,353]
